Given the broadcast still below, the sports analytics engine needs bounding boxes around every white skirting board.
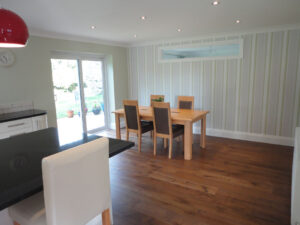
[292,128,300,225]
[193,127,294,147]
[110,120,126,130]
[110,121,294,147]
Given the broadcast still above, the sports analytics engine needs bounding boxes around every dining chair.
[8,138,112,225]
[123,100,153,152]
[177,96,194,109]
[152,102,184,159]
[176,96,194,142]
[149,95,165,137]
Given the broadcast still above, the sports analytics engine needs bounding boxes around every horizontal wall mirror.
[158,39,243,63]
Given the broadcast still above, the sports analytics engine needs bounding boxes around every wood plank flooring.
[98,129,293,225]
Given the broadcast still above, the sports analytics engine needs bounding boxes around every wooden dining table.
[113,106,209,160]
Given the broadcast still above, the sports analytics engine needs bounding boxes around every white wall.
[128,28,300,145]
[0,36,129,128]
[0,35,129,224]
[292,127,300,225]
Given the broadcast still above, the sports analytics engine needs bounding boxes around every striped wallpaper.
[128,28,300,140]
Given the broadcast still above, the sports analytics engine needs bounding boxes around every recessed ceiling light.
[212,1,220,6]
[236,19,240,24]
[91,25,96,29]
[140,16,146,20]
[133,34,137,38]
[177,28,182,32]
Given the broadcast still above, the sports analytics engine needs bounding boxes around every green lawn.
[55,95,103,119]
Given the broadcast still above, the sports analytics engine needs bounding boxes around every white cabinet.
[32,115,48,131]
[0,132,9,140]
[0,118,32,133]
[0,114,48,140]
[0,114,48,225]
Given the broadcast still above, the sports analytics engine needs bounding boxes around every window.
[158,39,243,62]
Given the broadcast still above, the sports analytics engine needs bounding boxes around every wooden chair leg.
[14,222,21,225]
[102,209,111,225]
[168,138,173,159]
[126,130,129,141]
[153,135,157,156]
[163,138,167,149]
[138,133,142,152]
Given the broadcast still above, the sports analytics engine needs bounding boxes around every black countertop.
[0,127,134,210]
[0,109,47,123]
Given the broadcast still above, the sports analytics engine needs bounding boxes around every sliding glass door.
[81,60,106,132]
[51,57,106,144]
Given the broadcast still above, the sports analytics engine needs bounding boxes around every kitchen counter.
[0,109,47,123]
[0,127,134,210]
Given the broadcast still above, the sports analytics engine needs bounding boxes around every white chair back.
[42,137,111,225]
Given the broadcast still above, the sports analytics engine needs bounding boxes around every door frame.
[51,52,109,133]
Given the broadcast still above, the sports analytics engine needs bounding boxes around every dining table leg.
[184,121,193,160]
[115,113,121,139]
[201,116,206,148]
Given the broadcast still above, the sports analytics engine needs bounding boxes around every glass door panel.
[51,59,84,145]
[81,60,106,132]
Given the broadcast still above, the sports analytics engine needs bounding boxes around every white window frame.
[50,51,110,134]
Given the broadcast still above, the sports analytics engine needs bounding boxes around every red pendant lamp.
[0,8,29,48]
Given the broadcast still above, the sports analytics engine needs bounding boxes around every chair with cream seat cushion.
[8,137,112,225]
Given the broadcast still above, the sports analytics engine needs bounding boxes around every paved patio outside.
[57,112,105,145]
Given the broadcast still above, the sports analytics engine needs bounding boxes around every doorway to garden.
[51,56,107,145]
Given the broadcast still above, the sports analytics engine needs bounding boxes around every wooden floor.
[98,129,293,225]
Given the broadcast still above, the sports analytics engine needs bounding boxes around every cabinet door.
[32,115,48,131]
[0,132,9,140]
[0,118,33,140]
[0,118,32,133]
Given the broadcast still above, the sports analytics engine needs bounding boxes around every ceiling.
[2,0,300,46]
